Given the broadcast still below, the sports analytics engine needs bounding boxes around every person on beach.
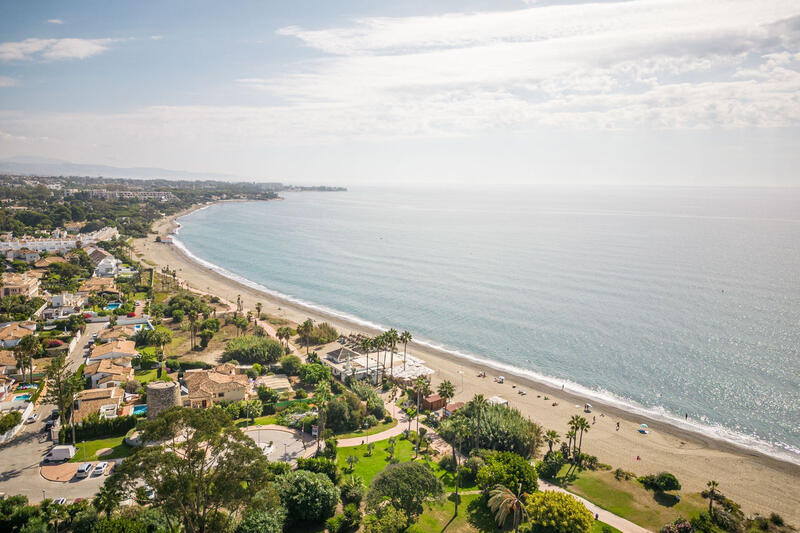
[593,416,596,424]
[616,421,620,431]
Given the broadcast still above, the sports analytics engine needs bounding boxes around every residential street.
[0,321,109,502]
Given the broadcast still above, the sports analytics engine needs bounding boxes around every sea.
[174,186,800,464]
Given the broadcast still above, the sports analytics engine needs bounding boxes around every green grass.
[557,467,707,532]
[407,493,484,533]
[593,521,623,533]
[154,291,169,303]
[337,438,477,492]
[133,292,148,301]
[69,436,134,463]
[134,368,158,383]
[334,418,398,439]
[235,415,279,428]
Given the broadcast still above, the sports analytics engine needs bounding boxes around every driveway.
[67,322,106,372]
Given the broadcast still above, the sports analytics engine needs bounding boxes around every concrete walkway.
[337,413,412,447]
[538,479,652,533]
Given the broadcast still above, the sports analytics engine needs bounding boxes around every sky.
[0,0,799,186]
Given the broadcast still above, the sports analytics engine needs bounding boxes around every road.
[0,322,109,502]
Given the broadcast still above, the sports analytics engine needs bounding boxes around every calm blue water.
[176,187,800,462]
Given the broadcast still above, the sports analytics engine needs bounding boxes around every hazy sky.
[0,0,799,185]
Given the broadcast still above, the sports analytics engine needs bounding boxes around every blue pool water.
[132,405,147,416]
[14,394,31,401]
[105,302,121,310]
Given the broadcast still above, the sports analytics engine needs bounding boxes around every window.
[218,393,223,398]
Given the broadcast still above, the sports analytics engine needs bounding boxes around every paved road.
[0,322,109,503]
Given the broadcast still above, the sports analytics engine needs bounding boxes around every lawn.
[593,521,623,533]
[337,438,477,492]
[70,436,134,463]
[558,468,707,532]
[154,291,169,303]
[133,292,148,301]
[235,415,279,428]
[134,368,164,384]
[407,493,484,533]
[334,418,398,439]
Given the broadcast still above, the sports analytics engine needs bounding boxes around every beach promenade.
[132,207,800,524]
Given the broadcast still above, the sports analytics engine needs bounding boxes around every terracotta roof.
[72,387,123,423]
[88,248,113,266]
[0,350,17,366]
[97,326,136,340]
[184,370,249,400]
[34,256,67,268]
[78,277,118,293]
[445,401,465,412]
[84,358,133,376]
[89,339,138,359]
[0,323,34,342]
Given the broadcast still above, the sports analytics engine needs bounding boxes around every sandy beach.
[133,203,800,524]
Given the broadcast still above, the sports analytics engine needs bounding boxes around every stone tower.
[146,381,180,420]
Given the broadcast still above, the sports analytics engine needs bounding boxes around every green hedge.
[59,415,138,444]
[0,411,22,433]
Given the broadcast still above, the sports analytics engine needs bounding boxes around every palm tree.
[413,376,428,458]
[346,454,359,472]
[386,328,399,377]
[545,430,560,453]
[565,429,576,457]
[375,333,387,381]
[93,483,122,518]
[188,310,198,350]
[568,415,582,456]
[313,381,331,451]
[298,319,314,355]
[488,484,528,533]
[576,416,590,457]
[470,394,488,450]
[15,334,41,384]
[450,416,472,516]
[706,480,719,514]
[255,302,263,320]
[360,338,373,383]
[437,380,456,405]
[400,330,412,370]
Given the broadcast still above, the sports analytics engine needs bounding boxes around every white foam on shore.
[172,210,800,467]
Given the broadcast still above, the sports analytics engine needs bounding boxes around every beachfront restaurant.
[324,346,383,385]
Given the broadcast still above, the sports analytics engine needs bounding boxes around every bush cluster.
[0,411,22,433]
[59,414,137,443]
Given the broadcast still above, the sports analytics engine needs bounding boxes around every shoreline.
[134,201,800,522]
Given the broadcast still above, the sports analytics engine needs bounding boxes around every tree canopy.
[522,491,594,533]
[366,462,443,519]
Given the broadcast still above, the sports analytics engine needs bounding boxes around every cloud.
[0,37,118,62]
[150,35,163,40]
[46,19,64,24]
[255,0,800,134]
[0,76,18,87]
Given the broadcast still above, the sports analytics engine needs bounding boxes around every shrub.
[343,503,362,529]
[235,509,285,533]
[223,336,283,365]
[463,455,485,484]
[326,515,346,533]
[257,386,280,404]
[442,402,542,457]
[172,309,184,323]
[537,450,566,480]
[614,468,635,481]
[660,518,693,533]
[364,414,378,428]
[295,389,308,399]
[59,414,137,443]
[0,411,22,433]
[340,474,366,504]
[524,491,594,533]
[638,472,681,492]
[298,363,331,385]
[296,457,340,484]
[276,470,339,525]
[476,450,538,494]
[279,355,302,376]
[770,513,784,526]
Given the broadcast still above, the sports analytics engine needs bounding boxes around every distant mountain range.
[0,156,242,181]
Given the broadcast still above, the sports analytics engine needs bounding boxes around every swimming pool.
[105,302,121,310]
[14,394,31,401]
[132,405,147,416]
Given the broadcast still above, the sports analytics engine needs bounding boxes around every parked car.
[51,409,60,420]
[76,463,94,478]
[53,498,67,505]
[93,462,109,476]
[126,312,136,317]
[44,445,76,462]
[26,414,39,424]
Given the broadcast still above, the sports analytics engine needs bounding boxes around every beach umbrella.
[640,423,648,428]
[585,403,593,408]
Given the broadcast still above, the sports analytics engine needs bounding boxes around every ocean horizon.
[174,186,800,464]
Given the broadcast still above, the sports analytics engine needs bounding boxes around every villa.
[78,276,119,297]
[87,339,139,363]
[87,247,121,277]
[96,325,138,343]
[0,350,19,375]
[0,321,37,348]
[444,401,465,417]
[43,292,86,320]
[83,358,134,389]
[33,256,67,268]
[72,387,124,423]
[0,226,119,254]
[421,393,446,411]
[0,272,41,299]
[182,369,250,409]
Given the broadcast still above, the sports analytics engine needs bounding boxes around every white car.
[93,462,109,476]
[53,498,67,505]
[76,463,94,478]
[26,414,39,424]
